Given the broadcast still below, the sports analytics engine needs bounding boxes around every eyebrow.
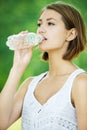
[38,18,57,22]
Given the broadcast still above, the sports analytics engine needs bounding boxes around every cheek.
[49,34,65,48]
[38,35,65,52]
[38,29,68,52]
[51,29,67,45]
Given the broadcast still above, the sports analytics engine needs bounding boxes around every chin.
[38,42,54,52]
[38,46,46,52]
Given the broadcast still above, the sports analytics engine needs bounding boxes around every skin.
[0,9,87,130]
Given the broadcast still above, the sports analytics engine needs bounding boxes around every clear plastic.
[25,33,43,45]
[6,32,43,50]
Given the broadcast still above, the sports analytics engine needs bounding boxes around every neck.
[48,51,77,76]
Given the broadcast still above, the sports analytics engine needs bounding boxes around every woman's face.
[37,9,69,52]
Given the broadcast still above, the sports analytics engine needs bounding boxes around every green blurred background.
[0,0,87,129]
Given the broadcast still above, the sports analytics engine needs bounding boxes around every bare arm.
[72,73,87,130]
[0,45,33,130]
[6,77,33,129]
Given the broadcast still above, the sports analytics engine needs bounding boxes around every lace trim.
[22,116,77,130]
[35,116,77,130]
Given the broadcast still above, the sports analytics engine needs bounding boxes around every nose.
[37,25,46,34]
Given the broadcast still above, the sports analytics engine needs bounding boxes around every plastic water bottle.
[25,32,43,45]
[6,32,43,50]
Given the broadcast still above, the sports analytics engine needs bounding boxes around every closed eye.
[48,22,55,26]
[37,23,41,27]
[37,22,55,27]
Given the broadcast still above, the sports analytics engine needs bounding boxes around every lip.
[41,35,47,41]
[41,38,47,43]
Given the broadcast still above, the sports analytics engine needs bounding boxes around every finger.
[15,44,34,50]
[19,30,29,34]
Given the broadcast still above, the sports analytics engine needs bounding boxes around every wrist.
[10,65,25,79]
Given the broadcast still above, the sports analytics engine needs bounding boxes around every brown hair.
[41,2,86,61]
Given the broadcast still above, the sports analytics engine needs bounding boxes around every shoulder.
[15,77,34,102]
[16,71,47,98]
[17,72,47,95]
[74,72,87,90]
[72,71,87,129]
[72,72,87,107]
[17,76,35,95]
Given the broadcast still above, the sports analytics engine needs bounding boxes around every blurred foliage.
[0,0,87,91]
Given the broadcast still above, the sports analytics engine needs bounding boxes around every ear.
[66,28,77,41]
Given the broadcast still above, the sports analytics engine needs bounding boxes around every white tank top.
[22,69,85,130]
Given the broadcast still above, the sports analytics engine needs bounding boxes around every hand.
[13,45,34,72]
[11,31,34,72]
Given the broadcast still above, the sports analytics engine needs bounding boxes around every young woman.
[0,2,87,130]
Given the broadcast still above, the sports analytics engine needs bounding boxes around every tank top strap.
[65,68,85,87]
[27,71,48,93]
[63,68,85,98]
